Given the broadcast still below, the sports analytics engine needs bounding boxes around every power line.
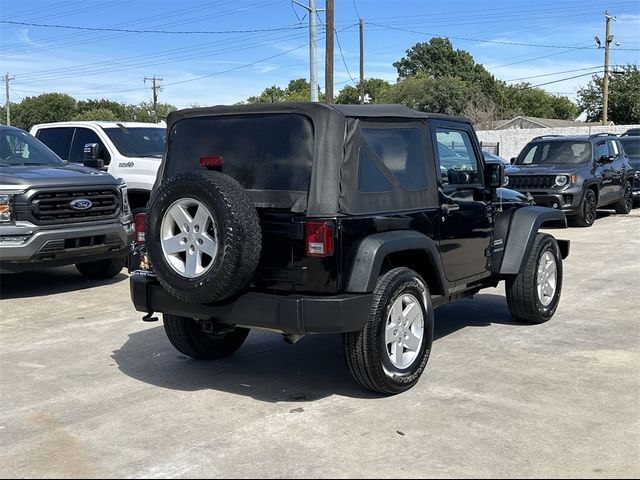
[504,66,609,82]
[351,0,361,19]
[334,30,358,86]
[530,72,599,88]
[0,20,307,35]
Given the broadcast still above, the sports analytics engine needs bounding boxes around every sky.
[0,0,639,111]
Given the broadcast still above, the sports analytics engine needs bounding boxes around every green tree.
[577,64,640,124]
[124,102,176,122]
[386,75,468,115]
[72,107,120,121]
[336,78,392,104]
[504,83,577,120]
[12,93,76,130]
[77,98,127,119]
[247,85,287,103]
[245,79,325,103]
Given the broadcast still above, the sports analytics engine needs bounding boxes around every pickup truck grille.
[508,175,555,190]
[27,187,121,225]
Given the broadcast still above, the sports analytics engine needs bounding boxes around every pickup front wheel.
[344,267,434,395]
[75,256,126,279]
[163,314,250,360]
[506,234,563,324]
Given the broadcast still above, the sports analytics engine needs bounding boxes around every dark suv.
[130,103,569,394]
[619,131,640,206]
[506,134,635,227]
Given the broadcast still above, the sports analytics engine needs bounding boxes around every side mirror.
[510,157,516,165]
[83,143,105,170]
[484,161,505,190]
[598,154,614,164]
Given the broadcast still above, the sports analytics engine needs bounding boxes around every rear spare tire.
[146,170,261,304]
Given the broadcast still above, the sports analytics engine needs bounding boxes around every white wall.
[476,125,640,160]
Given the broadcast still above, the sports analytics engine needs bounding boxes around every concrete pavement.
[1,209,639,478]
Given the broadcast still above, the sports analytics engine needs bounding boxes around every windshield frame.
[0,127,65,167]
[101,125,165,158]
[516,140,593,166]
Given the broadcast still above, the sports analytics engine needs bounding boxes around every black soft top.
[167,102,469,124]
[163,103,472,215]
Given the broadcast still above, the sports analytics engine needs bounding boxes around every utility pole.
[144,76,163,123]
[3,73,15,126]
[359,19,365,104]
[324,0,334,104]
[293,0,320,102]
[602,11,615,125]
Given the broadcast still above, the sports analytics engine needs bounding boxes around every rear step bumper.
[130,274,373,335]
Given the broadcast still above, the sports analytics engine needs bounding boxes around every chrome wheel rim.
[385,294,425,369]
[536,251,557,307]
[160,198,218,278]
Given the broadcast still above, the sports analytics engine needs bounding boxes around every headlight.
[555,175,569,187]
[116,179,131,214]
[0,194,13,222]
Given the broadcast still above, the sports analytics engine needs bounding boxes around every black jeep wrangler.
[130,104,569,394]
[506,134,635,227]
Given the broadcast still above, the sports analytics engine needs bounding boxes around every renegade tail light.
[305,221,334,257]
[200,155,224,168]
[134,212,146,244]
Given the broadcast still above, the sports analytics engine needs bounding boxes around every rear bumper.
[130,273,373,335]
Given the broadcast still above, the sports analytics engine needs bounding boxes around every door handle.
[441,203,460,215]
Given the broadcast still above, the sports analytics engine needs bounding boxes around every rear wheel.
[163,314,249,360]
[344,267,433,395]
[614,181,633,214]
[76,256,126,279]
[506,234,563,324]
[572,188,597,227]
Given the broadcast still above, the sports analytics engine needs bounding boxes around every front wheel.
[75,256,126,279]
[572,188,597,227]
[614,181,633,214]
[506,234,563,324]
[344,267,434,395]
[163,314,249,360]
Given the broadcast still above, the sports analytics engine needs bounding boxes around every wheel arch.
[498,206,568,276]
[344,230,448,295]
[127,189,150,211]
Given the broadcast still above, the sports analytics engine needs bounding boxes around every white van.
[30,121,165,210]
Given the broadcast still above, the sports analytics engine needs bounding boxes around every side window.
[607,140,620,158]
[35,127,73,160]
[435,128,480,186]
[594,142,610,160]
[359,127,427,192]
[357,148,393,193]
[70,128,109,164]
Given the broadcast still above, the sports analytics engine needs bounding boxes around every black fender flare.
[345,230,447,293]
[498,206,568,275]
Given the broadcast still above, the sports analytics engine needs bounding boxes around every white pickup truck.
[30,121,165,210]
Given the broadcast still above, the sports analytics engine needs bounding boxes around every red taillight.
[134,212,146,244]
[200,155,224,168]
[305,221,334,257]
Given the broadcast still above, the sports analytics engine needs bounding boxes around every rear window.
[168,114,313,192]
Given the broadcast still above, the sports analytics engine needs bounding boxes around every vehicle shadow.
[113,293,525,403]
[0,266,128,299]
